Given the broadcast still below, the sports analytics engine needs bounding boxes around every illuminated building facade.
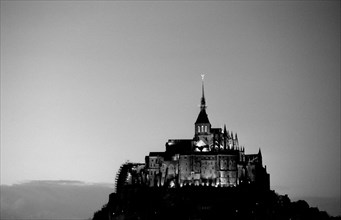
[145,78,270,190]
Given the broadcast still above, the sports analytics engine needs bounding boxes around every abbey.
[106,78,273,220]
[94,79,335,220]
[144,78,270,190]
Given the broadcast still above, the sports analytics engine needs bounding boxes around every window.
[205,126,207,132]
[198,126,200,132]
[201,125,204,132]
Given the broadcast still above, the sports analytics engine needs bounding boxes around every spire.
[258,148,262,157]
[223,125,227,148]
[258,148,263,165]
[195,74,210,125]
[200,74,206,110]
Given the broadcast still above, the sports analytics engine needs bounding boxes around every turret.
[258,148,263,165]
[233,133,239,149]
[227,131,233,149]
[223,125,227,148]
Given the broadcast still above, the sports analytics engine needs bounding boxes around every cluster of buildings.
[115,78,270,192]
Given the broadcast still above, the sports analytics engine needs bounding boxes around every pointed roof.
[195,108,210,124]
[258,148,262,156]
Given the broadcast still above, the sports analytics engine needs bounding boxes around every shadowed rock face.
[93,185,340,220]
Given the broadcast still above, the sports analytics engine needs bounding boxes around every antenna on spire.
[200,74,206,110]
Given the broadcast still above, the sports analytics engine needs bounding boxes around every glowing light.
[201,74,205,81]
[195,140,206,147]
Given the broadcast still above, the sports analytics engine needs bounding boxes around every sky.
[1,0,340,217]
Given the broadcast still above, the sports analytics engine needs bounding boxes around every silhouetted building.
[92,78,341,220]
[116,77,270,191]
[93,78,340,220]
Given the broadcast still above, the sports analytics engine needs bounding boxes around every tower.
[194,75,211,138]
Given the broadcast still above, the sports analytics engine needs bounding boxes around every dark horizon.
[1,180,340,219]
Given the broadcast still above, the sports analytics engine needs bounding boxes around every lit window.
[201,125,204,132]
[198,126,200,132]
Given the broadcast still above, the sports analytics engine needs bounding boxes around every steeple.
[195,75,211,136]
[200,74,206,110]
[223,125,227,136]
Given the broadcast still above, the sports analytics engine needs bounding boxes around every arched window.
[198,126,200,132]
[201,125,204,132]
[205,126,207,132]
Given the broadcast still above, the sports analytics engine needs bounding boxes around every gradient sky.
[1,0,340,211]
